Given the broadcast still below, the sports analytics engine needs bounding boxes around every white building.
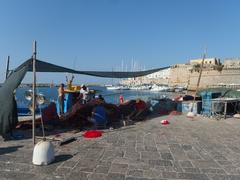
[189,58,220,65]
[120,68,170,85]
[145,68,170,79]
[224,58,240,68]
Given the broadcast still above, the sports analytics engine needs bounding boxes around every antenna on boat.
[5,56,10,80]
[32,40,37,145]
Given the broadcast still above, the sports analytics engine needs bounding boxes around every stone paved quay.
[1,115,240,180]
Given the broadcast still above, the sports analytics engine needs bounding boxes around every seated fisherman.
[128,98,149,121]
[89,105,108,129]
[94,94,105,103]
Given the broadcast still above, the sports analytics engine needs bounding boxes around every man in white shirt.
[80,84,89,104]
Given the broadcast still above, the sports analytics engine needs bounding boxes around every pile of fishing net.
[159,110,182,115]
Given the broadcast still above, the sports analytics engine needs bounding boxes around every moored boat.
[150,84,170,92]
[106,86,122,90]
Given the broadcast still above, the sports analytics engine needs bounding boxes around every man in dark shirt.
[58,83,65,115]
[128,99,149,121]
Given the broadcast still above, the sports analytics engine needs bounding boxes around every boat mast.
[32,41,37,145]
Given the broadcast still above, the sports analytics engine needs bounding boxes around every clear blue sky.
[0,0,240,84]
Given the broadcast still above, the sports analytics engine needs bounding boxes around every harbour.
[1,1,240,179]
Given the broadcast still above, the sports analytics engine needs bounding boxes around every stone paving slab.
[1,114,240,179]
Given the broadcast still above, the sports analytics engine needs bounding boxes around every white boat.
[129,85,151,90]
[150,84,170,92]
[107,85,130,90]
[120,86,130,90]
[174,86,184,92]
[106,86,121,90]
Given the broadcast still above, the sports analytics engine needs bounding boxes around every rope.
[36,88,45,139]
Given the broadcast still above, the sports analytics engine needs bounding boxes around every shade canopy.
[23,58,169,78]
[0,58,169,137]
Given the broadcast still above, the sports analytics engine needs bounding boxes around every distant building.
[140,68,170,84]
[145,68,170,79]
[190,58,220,65]
[120,68,170,85]
[224,58,240,68]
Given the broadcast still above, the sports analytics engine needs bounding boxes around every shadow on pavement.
[52,154,73,164]
[0,145,23,155]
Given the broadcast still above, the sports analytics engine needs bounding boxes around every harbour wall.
[188,68,240,90]
[121,65,240,91]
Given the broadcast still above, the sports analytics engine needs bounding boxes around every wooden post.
[32,41,37,145]
[191,53,206,112]
[193,54,205,101]
[5,56,10,80]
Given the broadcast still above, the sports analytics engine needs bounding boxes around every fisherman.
[58,83,65,115]
[127,98,149,121]
[89,105,108,129]
[80,84,89,104]
[98,94,105,102]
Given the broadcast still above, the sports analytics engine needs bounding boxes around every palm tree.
[192,64,201,72]
[213,64,224,72]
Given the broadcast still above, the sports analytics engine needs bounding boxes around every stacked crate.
[180,101,202,114]
[200,91,221,116]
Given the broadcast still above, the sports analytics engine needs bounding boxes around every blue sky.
[0,0,240,84]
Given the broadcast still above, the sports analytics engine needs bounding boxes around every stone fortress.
[121,58,240,90]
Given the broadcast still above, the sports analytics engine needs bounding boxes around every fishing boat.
[174,86,185,92]
[17,92,43,116]
[120,86,130,90]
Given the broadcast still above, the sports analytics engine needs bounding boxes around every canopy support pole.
[5,56,10,80]
[32,41,37,145]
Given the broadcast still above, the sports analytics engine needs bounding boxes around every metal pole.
[32,41,37,145]
[5,56,10,80]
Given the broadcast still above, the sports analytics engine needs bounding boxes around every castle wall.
[188,68,240,90]
[121,59,240,90]
[168,64,191,87]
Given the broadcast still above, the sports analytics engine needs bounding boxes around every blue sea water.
[16,86,171,110]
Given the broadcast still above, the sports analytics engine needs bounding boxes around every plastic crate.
[200,91,221,100]
[202,99,212,115]
[200,91,221,116]
[178,101,202,114]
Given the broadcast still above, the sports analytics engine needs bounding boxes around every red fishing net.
[83,130,103,138]
[169,111,182,115]
[161,120,170,125]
